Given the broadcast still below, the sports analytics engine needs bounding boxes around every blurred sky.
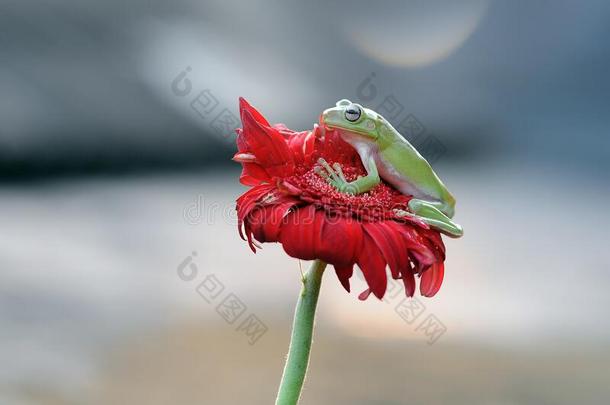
[1,1,610,404]
[1,0,610,177]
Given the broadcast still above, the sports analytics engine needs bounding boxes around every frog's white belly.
[375,153,432,200]
[340,133,432,200]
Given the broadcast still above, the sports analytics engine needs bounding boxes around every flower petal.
[364,222,401,280]
[358,288,372,300]
[423,229,446,261]
[356,232,388,299]
[315,216,363,267]
[239,97,272,126]
[420,262,444,297]
[286,129,318,166]
[334,264,354,292]
[248,199,298,243]
[235,128,272,185]
[279,205,318,260]
[397,227,437,273]
[238,162,272,186]
[239,98,295,178]
[402,270,416,297]
[236,184,276,240]
[378,221,410,278]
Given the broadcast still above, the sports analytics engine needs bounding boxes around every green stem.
[275,259,327,405]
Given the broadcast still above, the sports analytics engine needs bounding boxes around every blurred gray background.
[1,1,609,404]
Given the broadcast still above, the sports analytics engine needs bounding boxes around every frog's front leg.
[315,156,380,195]
[408,198,463,238]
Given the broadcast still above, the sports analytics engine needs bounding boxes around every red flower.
[233,98,446,299]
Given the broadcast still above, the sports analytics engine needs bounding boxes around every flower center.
[283,163,411,221]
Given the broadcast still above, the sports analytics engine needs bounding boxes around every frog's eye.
[344,104,361,122]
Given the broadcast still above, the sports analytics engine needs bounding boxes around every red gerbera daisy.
[233,98,446,299]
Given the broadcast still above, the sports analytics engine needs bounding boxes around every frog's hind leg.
[408,198,463,238]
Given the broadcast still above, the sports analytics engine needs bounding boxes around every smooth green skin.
[275,260,327,405]
[317,99,463,238]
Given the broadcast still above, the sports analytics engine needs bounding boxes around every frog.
[315,99,463,238]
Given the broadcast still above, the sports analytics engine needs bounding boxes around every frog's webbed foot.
[314,158,359,195]
[408,199,463,238]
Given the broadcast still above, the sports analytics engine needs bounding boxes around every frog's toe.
[314,165,329,180]
[314,164,340,189]
[415,216,463,237]
[408,199,463,238]
[332,163,347,182]
[317,158,341,183]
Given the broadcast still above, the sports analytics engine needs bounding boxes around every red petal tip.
[232,152,257,163]
[358,288,372,301]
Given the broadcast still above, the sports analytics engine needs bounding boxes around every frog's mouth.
[319,118,378,155]
[319,114,375,139]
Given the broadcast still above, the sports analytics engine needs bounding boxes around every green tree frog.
[316,99,463,238]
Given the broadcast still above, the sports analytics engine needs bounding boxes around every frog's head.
[321,99,381,141]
